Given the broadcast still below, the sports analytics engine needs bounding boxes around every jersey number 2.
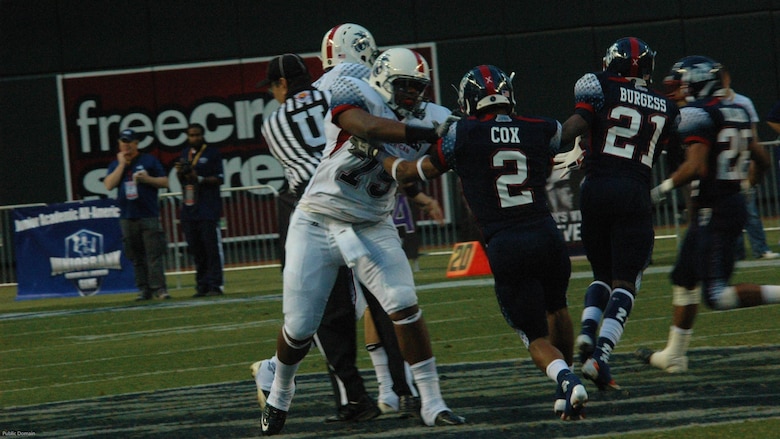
[493,150,533,208]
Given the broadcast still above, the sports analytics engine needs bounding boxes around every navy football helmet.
[667,55,724,102]
[603,37,655,81]
[457,65,515,116]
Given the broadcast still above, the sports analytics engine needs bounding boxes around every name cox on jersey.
[619,88,667,112]
[491,127,521,144]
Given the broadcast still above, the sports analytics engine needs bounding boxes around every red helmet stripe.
[326,25,341,61]
[629,37,640,78]
[478,65,497,95]
[413,51,425,73]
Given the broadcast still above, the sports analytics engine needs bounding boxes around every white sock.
[668,326,692,356]
[760,285,780,304]
[650,326,692,371]
[368,346,397,408]
[404,362,419,397]
[411,357,448,426]
[545,359,569,383]
[267,359,299,411]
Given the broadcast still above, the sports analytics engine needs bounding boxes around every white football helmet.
[320,23,379,70]
[368,48,431,118]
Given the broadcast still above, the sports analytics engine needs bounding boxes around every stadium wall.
[2,1,780,204]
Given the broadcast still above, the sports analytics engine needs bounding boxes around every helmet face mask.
[391,78,429,116]
[603,37,656,82]
[369,48,431,118]
[320,23,379,71]
[457,65,515,117]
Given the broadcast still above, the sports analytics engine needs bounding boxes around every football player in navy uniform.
[350,64,589,421]
[636,56,780,372]
[555,37,681,390]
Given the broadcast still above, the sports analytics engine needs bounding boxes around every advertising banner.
[58,45,442,204]
[13,199,136,300]
[547,167,585,256]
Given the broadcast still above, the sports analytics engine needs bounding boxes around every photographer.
[176,123,225,297]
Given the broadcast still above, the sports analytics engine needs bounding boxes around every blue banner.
[13,199,136,300]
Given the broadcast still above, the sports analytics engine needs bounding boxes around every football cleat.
[250,360,273,410]
[558,371,588,421]
[378,401,397,415]
[260,402,287,436]
[433,410,466,426]
[553,383,566,416]
[575,334,595,365]
[635,348,688,373]
[582,357,621,390]
[324,394,381,422]
[398,394,421,419]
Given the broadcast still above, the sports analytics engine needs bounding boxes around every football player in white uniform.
[260,48,463,435]
[255,24,440,421]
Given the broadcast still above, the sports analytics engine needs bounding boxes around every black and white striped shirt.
[261,88,330,197]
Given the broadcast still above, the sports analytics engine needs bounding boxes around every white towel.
[330,222,369,268]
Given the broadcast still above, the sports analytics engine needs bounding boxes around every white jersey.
[313,62,371,91]
[298,75,451,223]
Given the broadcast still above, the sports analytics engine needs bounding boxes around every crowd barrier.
[2,143,779,287]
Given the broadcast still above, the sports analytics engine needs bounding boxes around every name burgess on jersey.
[619,87,667,112]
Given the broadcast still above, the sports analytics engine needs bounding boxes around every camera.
[177,159,193,176]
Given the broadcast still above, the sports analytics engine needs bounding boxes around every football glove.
[348,136,384,160]
[552,137,584,179]
[650,179,675,205]
[649,185,667,205]
[433,115,460,138]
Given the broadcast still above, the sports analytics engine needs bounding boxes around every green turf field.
[1,234,778,438]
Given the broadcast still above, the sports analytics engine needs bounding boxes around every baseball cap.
[256,53,309,88]
[119,129,138,142]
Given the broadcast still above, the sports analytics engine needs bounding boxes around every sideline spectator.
[104,129,170,301]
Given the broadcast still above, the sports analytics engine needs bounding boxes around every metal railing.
[2,142,779,286]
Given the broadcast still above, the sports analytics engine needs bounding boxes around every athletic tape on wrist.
[416,158,428,181]
[391,158,407,181]
[660,178,675,193]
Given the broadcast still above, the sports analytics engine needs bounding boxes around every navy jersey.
[106,153,165,219]
[679,97,752,207]
[573,71,679,185]
[179,145,224,221]
[430,113,562,241]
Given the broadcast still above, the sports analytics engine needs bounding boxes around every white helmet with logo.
[368,48,431,118]
[320,23,379,71]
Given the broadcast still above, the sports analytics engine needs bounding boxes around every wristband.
[405,125,437,144]
[416,158,428,181]
[391,158,406,181]
[659,178,674,193]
